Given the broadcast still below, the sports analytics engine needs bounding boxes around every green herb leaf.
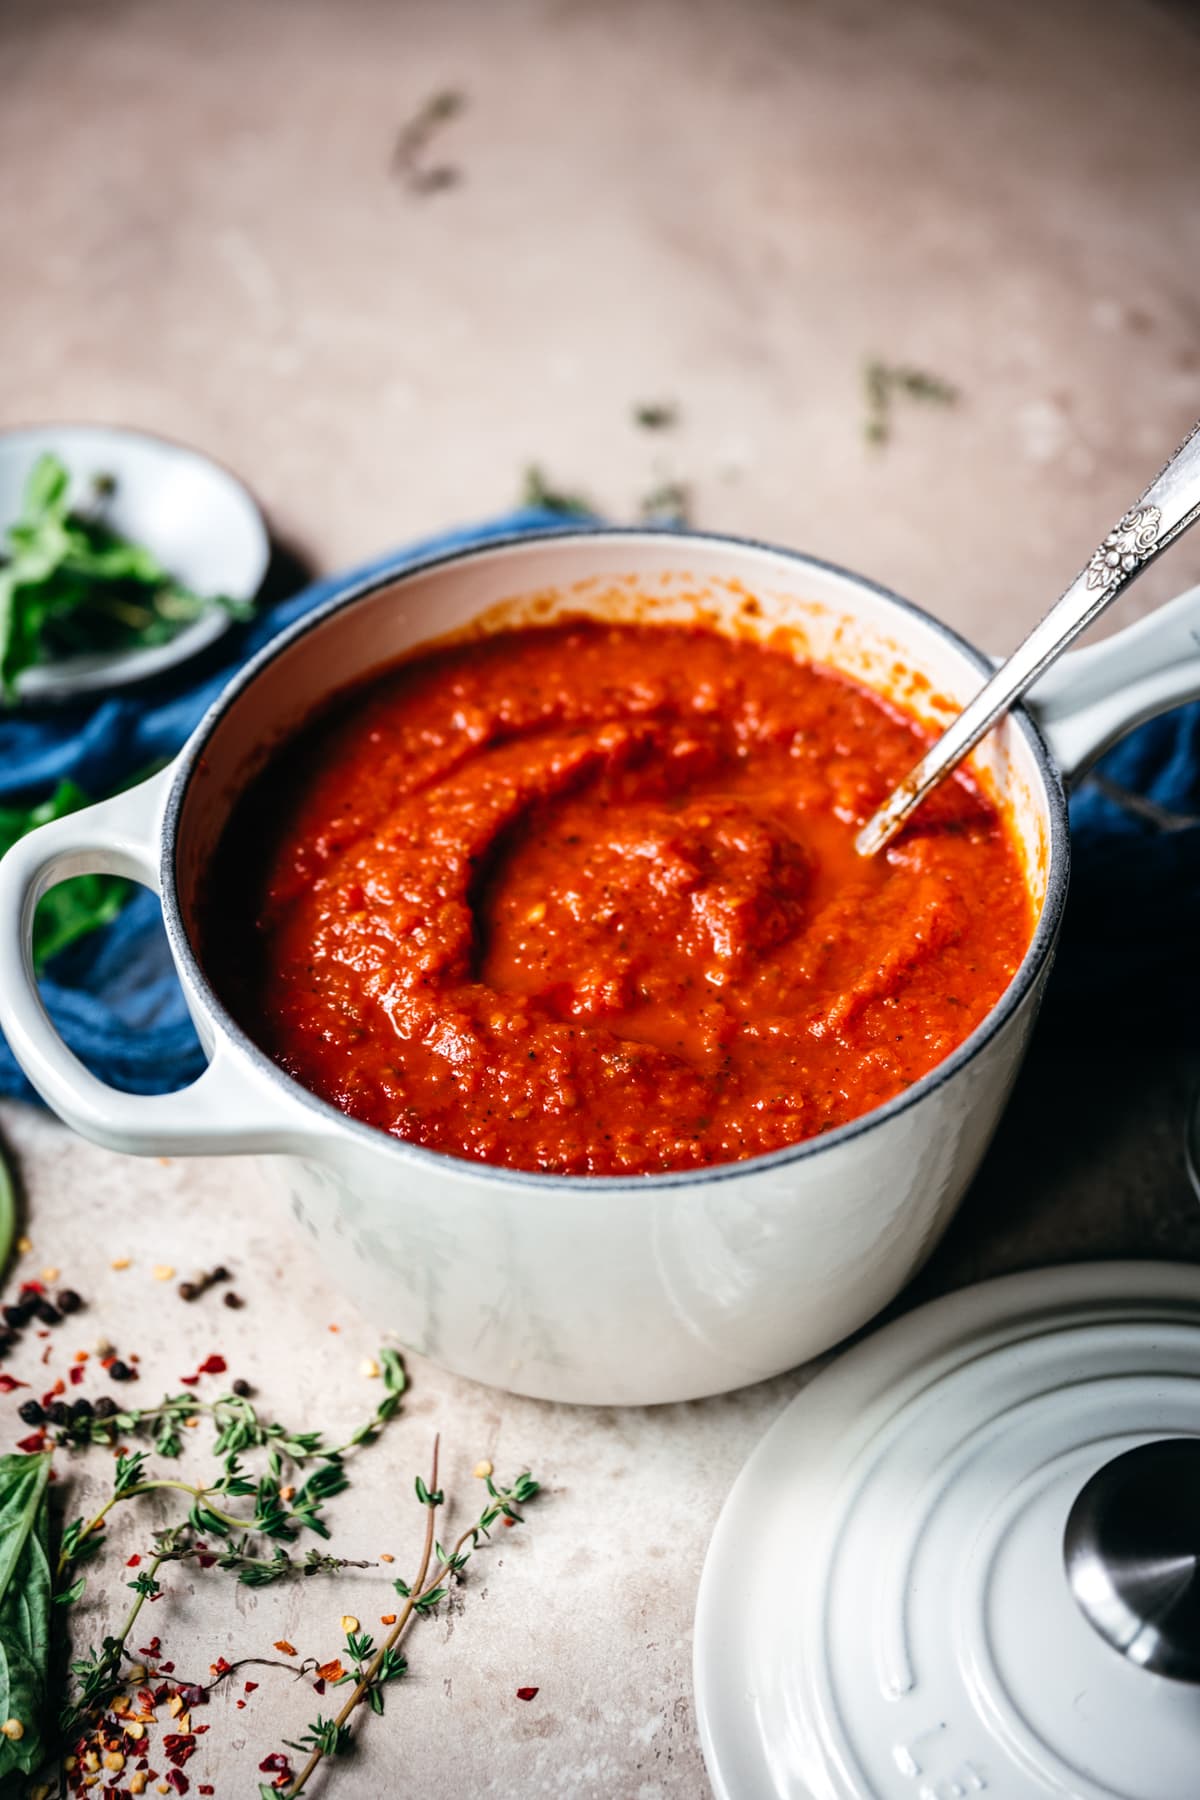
[0,1452,52,1779]
[521,465,593,518]
[0,452,246,698]
[0,780,131,970]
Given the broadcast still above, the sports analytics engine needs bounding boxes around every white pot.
[2,531,1197,1405]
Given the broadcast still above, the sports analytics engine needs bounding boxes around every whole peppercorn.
[56,1289,83,1315]
[93,1396,119,1419]
[17,1399,44,1426]
[34,1300,61,1326]
[0,1329,16,1357]
[2,1303,29,1331]
[177,1281,199,1302]
[47,1401,69,1426]
[108,1359,132,1382]
[210,1266,231,1284]
[223,1291,244,1310]
[69,1397,94,1423]
[231,1378,252,1398]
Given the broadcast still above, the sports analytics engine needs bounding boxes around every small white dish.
[0,423,270,703]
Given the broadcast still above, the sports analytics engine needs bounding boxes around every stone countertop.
[3,1,1200,1794]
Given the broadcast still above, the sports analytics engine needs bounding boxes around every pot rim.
[160,525,1071,1192]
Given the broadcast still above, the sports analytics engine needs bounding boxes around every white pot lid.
[694,1261,1200,1800]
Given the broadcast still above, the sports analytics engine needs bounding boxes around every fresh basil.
[0,1452,52,1781]
[0,451,248,698]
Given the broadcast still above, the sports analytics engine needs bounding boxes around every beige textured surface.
[4,1,1200,1794]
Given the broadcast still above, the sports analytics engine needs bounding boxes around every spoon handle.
[855,418,1200,856]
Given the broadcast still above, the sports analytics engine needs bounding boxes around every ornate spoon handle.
[856,418,1200,857]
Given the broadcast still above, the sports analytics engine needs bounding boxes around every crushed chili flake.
[162,1734,195,1767]
[69,1364,85,1386]
[243,1682,258,1693]
[199,1788,215,1796]
[141,1637,162,1655]
[20,1280,45,1295]
[166,1771,189,1795]
[178,1375,200,1388]
[235,1700,245,1710]
[516,1686,539,1701]
[316,1659,344,1683]
[258,1753,291,1774]
[312,1678,326,1695]
[196,1353,227,1375]
[16,1431,47,1453]
[380,1613,397,1625]
[195,1552,216,1569]
[127,1554,143,1567]
[0,1374,27,1393]
[159,1661,175,1674]
[272,1641,296,1657]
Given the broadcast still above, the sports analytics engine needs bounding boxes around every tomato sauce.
[205,620,1033,1176]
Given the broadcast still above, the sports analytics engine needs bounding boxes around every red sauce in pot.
[205,620,1033,1175]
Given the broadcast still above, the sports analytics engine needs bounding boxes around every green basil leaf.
[0,1452,52,1778]
[0,780,131,970]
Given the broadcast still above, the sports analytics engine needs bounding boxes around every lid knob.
[1064,1439,1200,1683]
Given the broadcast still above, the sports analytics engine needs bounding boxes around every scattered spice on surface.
[862,358,959,446]
[638,478,691,526]
[516,1687,539,1702]
[520,464,594,518]
[633,401,678,430]
[392,88,467,195]
[111,1257,132,1272]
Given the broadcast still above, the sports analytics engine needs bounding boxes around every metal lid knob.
[1064,1439,1200,1683]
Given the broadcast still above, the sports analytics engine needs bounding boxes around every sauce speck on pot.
[205,620,1033,1175]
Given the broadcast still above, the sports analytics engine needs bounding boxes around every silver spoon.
[856,418,1200,857]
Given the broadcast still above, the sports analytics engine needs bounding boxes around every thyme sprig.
[56,1351,407,1738]
[270,1439,540,1799]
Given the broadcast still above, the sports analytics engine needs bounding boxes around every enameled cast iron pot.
[2,531,1199,1405]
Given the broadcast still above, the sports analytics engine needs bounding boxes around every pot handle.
[1024,579,1200,782]
[0,766,319,1156]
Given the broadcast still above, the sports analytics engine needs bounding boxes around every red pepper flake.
[20,1280,45,1295]
[178,1374,200,1388]
[195,1553,216,1569]
[127,1554,142,1567]
[516,1686,539,1702]
[160,1660,175,1673]
[199,1788,215,1795]
[162,1732,196,1766]
[316,1658,345,1683]
[312,1678,326,1695]
[166,1771,189,1795]
[272,1641,296,1658]
[15,1431,47,1453]
[235,1699,246,1710]
[243,1681,258,1694]
[196,1354,226,1375]
[0,1374,27,1393]
[140,1637,161,1655]
[68,1364,85,1386]
[258,1753,291,1774]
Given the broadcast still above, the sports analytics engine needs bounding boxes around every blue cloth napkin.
[0,512,1196,1102]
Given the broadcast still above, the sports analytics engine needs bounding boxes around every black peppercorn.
[17,1399,44,1426]
[223,1291,244,1310]
[0,1329,15,1356]
[93,1395,119,1419]
[47,1400,69,1426]
[211,1266,231,1284]
[231,1378,252,1398]
[56,1289,83,1315]
[2,1302,29,1330]
[35,1300,61,1326]
[177,1281,199,1302]
[108,1359,132,1382]
[69,1397,93,1422]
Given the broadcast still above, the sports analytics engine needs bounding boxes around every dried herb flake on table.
[0,452,249,698]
